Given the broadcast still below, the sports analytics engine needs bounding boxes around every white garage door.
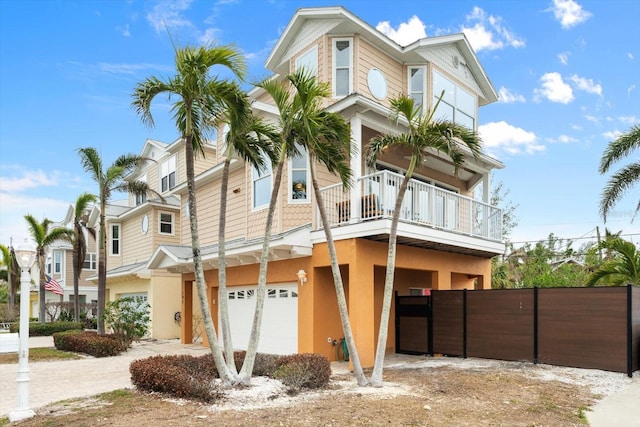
[223,283,298,355]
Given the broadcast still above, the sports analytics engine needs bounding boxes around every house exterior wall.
[356,38,403,108]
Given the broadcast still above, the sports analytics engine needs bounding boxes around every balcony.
[314,170,503,257]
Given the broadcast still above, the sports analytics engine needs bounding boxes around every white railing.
[317,170,502,241]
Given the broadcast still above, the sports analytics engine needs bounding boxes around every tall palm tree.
[240,69,369,385]
[366,94,481,386]
[214,85,278,374]
[24,215,74,323]
[132,43,246,386]
[0,243,19,320]
[71,192,97,322]
[599,125,640,222]
[77,147,153,334]
[587,238,640,286]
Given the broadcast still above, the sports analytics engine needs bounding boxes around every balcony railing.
[317,170,502,242]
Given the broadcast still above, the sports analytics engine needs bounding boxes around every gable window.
[159,212,174,234]
[160,156,177,193]
[433,70,476,129]
[83,253,97,270]
[252,154,272,209]
[135,174,147,205]
[290,143,309,202]
[296,45,318,75]
[408,66,425,109]
[110,224,121,256]
[53,250,62,274]
[333,38,352,97]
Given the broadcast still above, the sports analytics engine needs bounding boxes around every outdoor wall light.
[297,269,307,285]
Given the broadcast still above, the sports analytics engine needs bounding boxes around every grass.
[0,347,82,364]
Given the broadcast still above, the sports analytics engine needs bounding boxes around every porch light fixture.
[297,269,307,285]
[10,239,36,422]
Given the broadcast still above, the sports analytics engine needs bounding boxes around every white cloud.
[629,53,634,60]
[461,7,525,52]
[498,86,526,103]
[547,134,579,143]
[568,74,602,96]
[146,0,194,33]
[0,170,59,191]
[376,15,426,47]
[557,51,570,65]
[602,130,623,140]
[628,84,636,97]
[199,28,220,45]
[533,72,574,104]
[619,115,639,125]
[548,0,592,29]
[479,121,544,156]
[584,114,599,123]
[118,24,131,37]
[97,62,172,75]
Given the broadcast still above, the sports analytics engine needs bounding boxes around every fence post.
[533,286,538,364]
[627,284,633,378]
[463,289,467,359]
[428,292,434,356]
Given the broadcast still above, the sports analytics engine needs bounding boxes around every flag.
[45,274,64,296]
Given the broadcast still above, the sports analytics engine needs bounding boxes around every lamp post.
[9,239,36,422]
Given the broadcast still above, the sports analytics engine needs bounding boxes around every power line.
[509,232,639,246]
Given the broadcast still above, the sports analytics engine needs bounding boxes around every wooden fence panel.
[432,291,464,356]
[396,296,429,354]
[467,289,534,362]
[631,286,640,373]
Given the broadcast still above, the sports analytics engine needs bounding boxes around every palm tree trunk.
[97,198,107,334]
[310,161,369,386]
[239,160,284,383]
[184,134,236,385]
[218,155,237,374]
[73,245,80,323]
[38,251,46,323]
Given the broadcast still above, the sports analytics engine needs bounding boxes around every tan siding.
[424,46,483,96]
[120,211,155,264]
[282,19,342,66]
[152,208,181,248]
[356,38,404,106]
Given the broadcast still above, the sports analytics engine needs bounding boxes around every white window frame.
[83,253,97,270]
[110,224,121,256]
[296,45,318,76]
[289,143,310,204]
[158,211,174,235]
[408,66,427,109]
[53,250,63,274]
[160,155,177,193]
[252,154,272,210]
[332,37,353,98]
[432,70,477,130]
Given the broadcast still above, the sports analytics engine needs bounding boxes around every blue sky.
[1,0,638,250]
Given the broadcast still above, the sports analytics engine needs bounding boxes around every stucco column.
[349,116,362,222]
[348,241,376,368]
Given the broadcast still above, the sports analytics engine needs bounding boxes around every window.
[159,212,173,234]
[53,250,62,274]
[69,294,87,305]
[408,67,425,109]
[333,38,352,97]
[296,45,318,75]
[110,224,120,256]
[433,70,476,129]
[135,174,147,205]
[290,143,309,202]
[160,156,177,192]
[252,154,272,209]
[83,253,97,270]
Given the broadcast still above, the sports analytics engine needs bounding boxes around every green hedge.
[9,321,83,336]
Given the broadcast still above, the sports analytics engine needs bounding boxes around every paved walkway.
[1,337,638,425]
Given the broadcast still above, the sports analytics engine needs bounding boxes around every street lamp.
[9,239,36,422]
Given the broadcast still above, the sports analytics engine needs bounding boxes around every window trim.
[160,155,177,193]
[158,211,174,235]
[295,44,318,76]
[332,37,353,98]
[53,250,62,274]
[432,70,477,130]
[83,253,97,271]
[288,144,310,204]
[135,174,147,205]
[110,224,121,256]
[408,66,427,109]
[252,155,273,211]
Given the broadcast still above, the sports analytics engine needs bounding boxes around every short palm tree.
[599,125,640,221]
[71,192,97,322]
[24,215,74,323]
[77,147,153,334]
[587,238,640,286]
[132,43,246,386]
[366,94,481,386]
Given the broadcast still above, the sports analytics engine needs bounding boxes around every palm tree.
[132,43,246,386]
[77,147,153,334]
[599,125,640,221]
[71,192,97,322]
[215,84,277,374]
[240,69,369,385]
[366,94,481,386]
[24,215,74,323]
[0,243,19,320]
[587,238,640,286]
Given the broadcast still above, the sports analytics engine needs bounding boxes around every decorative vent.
[452,55,460,68]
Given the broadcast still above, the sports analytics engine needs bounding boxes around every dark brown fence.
[395,285,640,376]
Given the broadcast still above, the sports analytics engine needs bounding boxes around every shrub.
[103,297,150,348]
[53,330,125,357]
[130,354,220,402]
[273,353,331,391]
[232,351,281,377]
[10,321,83,336]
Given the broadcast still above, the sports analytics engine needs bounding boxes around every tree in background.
[587,237,640,286]
[599,125,640,221]
[24,215,74,323]
[71,192,97,322]
[0,244,19,320]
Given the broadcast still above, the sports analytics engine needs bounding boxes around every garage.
[223,283,298,355]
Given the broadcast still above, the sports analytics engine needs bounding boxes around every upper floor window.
[110,224,121,256]
[296,45,318,76]
[159,212,174,235]
[432,70,476,130]
[290,143,309,202]
[252,155,272,209]
[160,156,177,193]
[408,66,426,109]
[333,38,352,97]
[83,253,97,270]
[53,250,62,274]
[135,174,147,205]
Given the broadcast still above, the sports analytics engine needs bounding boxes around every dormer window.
[160,155,177,193]
[135,174,147,205]
[332,38,352,97]
[432,70,476,130]
[408,66,426,109]
[296,45,318,76]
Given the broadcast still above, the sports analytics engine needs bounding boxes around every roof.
[87,261,149,282]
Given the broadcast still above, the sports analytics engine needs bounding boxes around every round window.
[367,68,387,100]
[141,215,149,235]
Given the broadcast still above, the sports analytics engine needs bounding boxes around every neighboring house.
[141,6,506,366]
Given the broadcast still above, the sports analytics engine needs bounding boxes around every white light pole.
[10,239,37,422]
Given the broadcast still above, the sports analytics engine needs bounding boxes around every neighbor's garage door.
[224,283,298,355]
